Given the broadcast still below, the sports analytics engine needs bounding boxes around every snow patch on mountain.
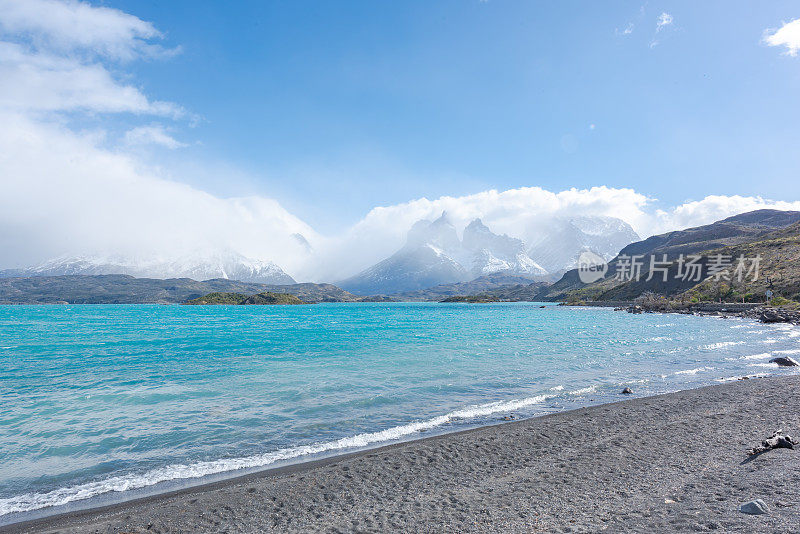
[339,213,546,295]
[3,251,296,285]
[526,216,639,273]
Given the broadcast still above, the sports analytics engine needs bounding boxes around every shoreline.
[4,375,799,533]
[573,300,800,324]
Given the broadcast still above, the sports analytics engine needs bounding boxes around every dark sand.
[4,375,800,533]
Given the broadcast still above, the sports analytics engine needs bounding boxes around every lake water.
[1,303,798,522]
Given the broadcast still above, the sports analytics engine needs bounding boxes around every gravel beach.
[4,375,799,533]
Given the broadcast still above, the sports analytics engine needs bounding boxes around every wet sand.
[4,375,800,533]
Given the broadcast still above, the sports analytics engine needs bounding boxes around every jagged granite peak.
[339,216,546,295]
[463,219,546,277]
[4,251,296,285]
[407,211,461,251]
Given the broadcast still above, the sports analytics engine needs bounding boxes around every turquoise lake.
[1,303,799,521]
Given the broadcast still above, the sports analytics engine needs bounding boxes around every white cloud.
[656,12,673,32]
[0,42,182,116]
[650,12,674,48]
[0,0,310,276]
[124,124,187,149]
[0,0,175,60]
[764,18,800,56]
[651,195,800,232]
[0,111,315,273]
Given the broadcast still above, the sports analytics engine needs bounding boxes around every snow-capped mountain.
[339,213,545,295]
[1,251,296,284]
[462,219,546,277]
[525,216,639,273]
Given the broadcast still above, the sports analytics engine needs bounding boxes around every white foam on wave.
[550,385,564,391]
[739,353,772,360]
[700,341,744,350]
[748,362,779,368]
[774,349,800,354]
[625,378,650,384]
[0,392,554,516]
[569,385,597,395]
[674,366,714,375]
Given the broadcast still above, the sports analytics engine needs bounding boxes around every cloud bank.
[1,0,799,283]
[313,189,800,281]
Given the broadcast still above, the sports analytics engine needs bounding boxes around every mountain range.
[339,212,638,295]
[0,251,295,285]
[339,214,545,295]
[2,213,639,295]
[2,209,798,304]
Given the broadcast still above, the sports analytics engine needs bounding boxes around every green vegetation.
[184,292,249,305]
[240,292,306,305]
[185,291,306,305]
[440,294,502,303]
[767,296,800,309]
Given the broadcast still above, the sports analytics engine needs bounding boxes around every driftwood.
[747,430,798,455]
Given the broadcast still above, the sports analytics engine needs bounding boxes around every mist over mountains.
[339,212,638,295]
[526,216,640,273]
[3,213,639,293]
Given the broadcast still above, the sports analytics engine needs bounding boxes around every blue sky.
[107,0,800,229]
[3,0,800,278]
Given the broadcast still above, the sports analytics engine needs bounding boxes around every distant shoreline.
[569,300,800,324]
[4,375,799,533]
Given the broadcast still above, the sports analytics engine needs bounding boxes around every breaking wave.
[0,392,553,516]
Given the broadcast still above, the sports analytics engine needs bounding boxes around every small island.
[184,291,306,305]
[439,294,502,303]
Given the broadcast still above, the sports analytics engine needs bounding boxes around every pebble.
[739,499,769,515]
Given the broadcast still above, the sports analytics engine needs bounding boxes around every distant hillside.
[0,275,360,304]
[396,273,552,301]
[679,222,800,303]
[537,209,800,302]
